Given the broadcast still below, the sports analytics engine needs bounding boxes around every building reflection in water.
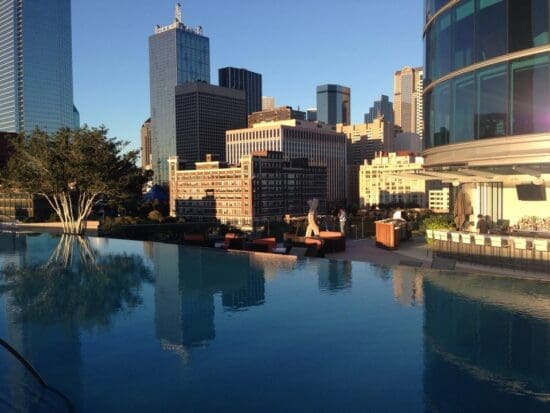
[392,267,424,307]
[0,233,153,412]
[423,273,550,412]
[317,260,353,293]
[153,247,268,358]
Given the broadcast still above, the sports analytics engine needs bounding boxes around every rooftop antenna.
[175,3,183,23]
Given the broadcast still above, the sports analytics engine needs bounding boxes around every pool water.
[0,233,548,412]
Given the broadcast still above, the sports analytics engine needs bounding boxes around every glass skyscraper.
[316,84,351,126]
[149,4,210,185]
[0,0,76,133]
[218,67,262,115]
[365,95,394,124]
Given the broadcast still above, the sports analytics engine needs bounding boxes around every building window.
[451,73,475,142]
[511,54,550,135]
[453,0,474,70]
[508,0,550,52]
[476,64,507,139]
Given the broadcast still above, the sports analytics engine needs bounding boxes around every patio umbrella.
[453,189,467,231]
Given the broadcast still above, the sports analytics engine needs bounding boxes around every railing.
[426,230,550,273]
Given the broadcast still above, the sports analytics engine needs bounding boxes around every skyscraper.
[393,67,423,134]
[175,82,246,163]
[365,95,394,124]
[141,118,152,170]
[0,0,76,133]
[149,3,210,184]
[316,84,351,126]
[218,67,262,115]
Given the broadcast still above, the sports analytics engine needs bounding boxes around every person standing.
[476,214,489,234]
[338,208,347,234]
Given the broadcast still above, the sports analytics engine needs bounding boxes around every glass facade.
[0,0,75,133]
[218,67,262,115]
[316,84,351,126]
[149,24,210,185]
[424,0,550,85]
[424,0,550,149]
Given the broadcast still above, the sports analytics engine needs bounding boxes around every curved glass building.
[422,0,550,226]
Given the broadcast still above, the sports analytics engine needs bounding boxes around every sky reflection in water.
[0,232,548,412]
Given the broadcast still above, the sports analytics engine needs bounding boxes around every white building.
[429,187,450,213]
[226,119,347,206]
[359,152,426,207]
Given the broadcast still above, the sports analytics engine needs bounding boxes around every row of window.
[425,0,550,83]
[425,53,550,147]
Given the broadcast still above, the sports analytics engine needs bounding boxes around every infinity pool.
[0,233,548,412]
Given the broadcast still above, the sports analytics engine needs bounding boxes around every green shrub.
[420,214,455,244]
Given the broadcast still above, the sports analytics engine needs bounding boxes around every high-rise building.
[226,120,347,206]
[248,106,305,127]
[365,95,394,124]
[422,0,550,227]
[316,84,351,126]
[149,3,210,184]
[306,108,318,122]
[394,67,423,134]
[141,118,152,170]
[0,0,76,133]
[338,118,395,152]
[262,96,276,111]
[168,152,327,227]
[218,67,262,115]
[175,82,246,163]
[359,152,426,207]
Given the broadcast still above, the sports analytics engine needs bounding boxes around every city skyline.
[70,0,422,150]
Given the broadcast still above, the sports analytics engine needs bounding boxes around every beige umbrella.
[453,190,467,231]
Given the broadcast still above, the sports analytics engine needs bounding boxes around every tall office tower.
[218,67,262,115]
[149,3,210,184]
[415,75,423,136]
[316,84,351,126]
[307,108,317,122]
[365,95,394,124]
[141,118,152,170]
[175,82,246,163]
[393,67,423,134]
[262,96,275,111]
[226,120,347,206]
[0,0,76,133]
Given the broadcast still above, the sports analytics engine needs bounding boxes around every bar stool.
[451,232,461,254]
[460,232,473,260]
[534,239,549,268]
[490,235,510,261]
[426,229,434,241]
[435,230,450,254]
[474,234,489,263]
[513,238,533,269]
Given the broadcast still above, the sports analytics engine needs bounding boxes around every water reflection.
[423,273,550,411]
[317,260,353,293]
[153,247,269,358]
[392,267,424,307]
[0,233,153,412]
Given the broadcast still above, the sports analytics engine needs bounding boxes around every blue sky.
[72,0,423,150]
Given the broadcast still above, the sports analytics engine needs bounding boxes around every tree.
[0,127,148,234]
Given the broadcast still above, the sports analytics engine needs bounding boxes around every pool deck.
[325,236,550,282]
